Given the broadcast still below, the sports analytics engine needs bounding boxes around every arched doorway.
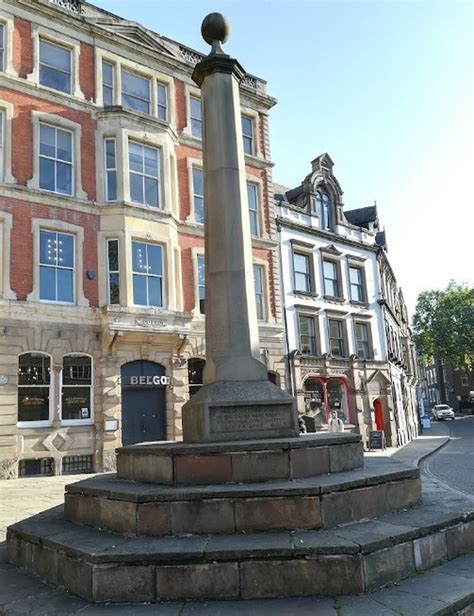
[121,361,167,446]
[373,398,384,430]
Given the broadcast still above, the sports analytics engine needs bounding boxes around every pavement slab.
[180,597,337,615]
[336,595,399,615]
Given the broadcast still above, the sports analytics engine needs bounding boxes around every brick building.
[0,0,286,478]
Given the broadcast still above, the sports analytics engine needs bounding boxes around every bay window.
[132,240,163,307]
[129,140,160,208]
[121,68,150,114]
[107,239,120,305]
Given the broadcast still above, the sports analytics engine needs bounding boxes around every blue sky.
[94,0,473,316]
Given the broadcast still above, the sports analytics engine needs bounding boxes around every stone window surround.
[186,157,203,224]
[321,255,344,301]
[0,99,16,184]
[246,175,266,239]
[17,351,54,429]
[252,255,269,323]
[347,256,368,304]
[60,352,94,427]
[297,309,321,356]
[27,217,89,307]
[94,48,176,127]
[126,231,177,311]
[240,106,261,159]
[96,124,178,216]
[0,211,16,300]
[0,13,17,78]
[191,246,205,317]
[26,24,84,100]
[291,241,316,295]
[353,316,375,360]
[183,83,202,141]
[27,111,87,199]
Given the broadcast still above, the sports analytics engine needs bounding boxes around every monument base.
[181,379,298,442]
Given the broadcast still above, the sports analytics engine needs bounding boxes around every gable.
[97,21,178,58]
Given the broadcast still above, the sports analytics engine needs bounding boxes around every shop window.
[190,96,202,139]
[132,240,163,307]
[18,353,51,424]
[121,68,150,113]
[62,455,93,474]
[102,60,114,106]
[192,167,204,224]
[241,115,254,155]
[104,138,117,201]
[39,123,73,196]
[39,39,71,94]
[253,264,265,320]
[197,255,205,314]
[19,458,54,477]
[129,140,161,208]
[39,229,74,303]
[326,379,350,423]
[247,182,260,236]
[107,239,120,304]
[61,355,92,422]
[188,357,205,397]
[304,378,325,427]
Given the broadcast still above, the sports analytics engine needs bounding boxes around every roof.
[344,206,378,229]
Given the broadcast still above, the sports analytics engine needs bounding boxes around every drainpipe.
[276,219,294,395]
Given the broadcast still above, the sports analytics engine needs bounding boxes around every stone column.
[181,14,297,442]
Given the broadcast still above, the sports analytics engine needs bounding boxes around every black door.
[121,361,167,446]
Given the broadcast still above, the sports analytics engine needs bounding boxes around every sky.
[93,0,473,317]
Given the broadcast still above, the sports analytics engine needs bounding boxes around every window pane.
[157,83,167,120]
[40,266,56,300]
[19,354,51,385]
[148,276,162,307]
[40,231,56,265]
[144,177,158,207]
[106,139,116,168]
[63,356,91,385]
[39,124,56,157]
[190,97,201,120]
[56,129,72,162]
[191,118,202,139]
[132,242,147,272]
[57,268,73,302]
[133,274,147,305]
[40,40,70,71]
[323,260,336,278]
[107,171,117,201]
[62,387,91,420]
[144,146,158,177]
[18,387,50,422]
[193,167,203,195]
[194,196,204,225]
[121,69,150,112]
[109,272,120,304]
[147,243,162,275]
[349,267,361,284]
[59,234,74,268]
[129,142,143,172]
[56,162,72,195]
[108,239,119,271]
[102,61,113,87]
[103,85,113,106]
[295,272,309,292]
[130,173,143,203]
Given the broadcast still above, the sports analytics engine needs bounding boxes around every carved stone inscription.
[210,405,292,434]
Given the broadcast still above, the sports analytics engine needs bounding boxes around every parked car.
[432,404,455,420]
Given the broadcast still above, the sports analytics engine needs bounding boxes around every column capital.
[192,56,245,87]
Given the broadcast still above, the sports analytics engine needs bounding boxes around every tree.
[413,282,474,371]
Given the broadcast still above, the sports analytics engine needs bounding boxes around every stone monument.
[181,13,298,442]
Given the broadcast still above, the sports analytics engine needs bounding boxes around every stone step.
[7,492,474,603]
[116,433,363,485]
[64,458,421,535]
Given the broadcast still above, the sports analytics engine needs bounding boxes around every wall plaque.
[209,405,292,434]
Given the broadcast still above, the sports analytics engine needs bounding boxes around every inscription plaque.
[210,405,292,434]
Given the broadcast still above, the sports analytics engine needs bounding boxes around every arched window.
[188,358,205,398]
[18,353,51,424]
[61,354,92,422]
[316,187,333,231]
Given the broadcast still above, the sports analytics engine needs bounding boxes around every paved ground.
[0,432,473,615]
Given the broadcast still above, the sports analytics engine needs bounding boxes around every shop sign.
[127,375,171,387]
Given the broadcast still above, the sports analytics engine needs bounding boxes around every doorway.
[373,398,384,431]
[121,360,167,446]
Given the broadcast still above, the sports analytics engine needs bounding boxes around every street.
[421,416,474,500]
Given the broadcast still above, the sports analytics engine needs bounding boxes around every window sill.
[60,420,94,427]
[324,295,345,303]
[294,290,318,299]
[17,421,53,429]
[350,299,370,308]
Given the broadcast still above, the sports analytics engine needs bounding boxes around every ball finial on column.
[201,13,230,55]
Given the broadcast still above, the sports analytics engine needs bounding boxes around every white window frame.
[27,25,83,99]
[131,239,165,308]
[95,50,175,126]
[104,137,117,202]
[183,84,202,140]
[246,181,261,237]
[17,351,53,429]
[0,14,18,77]
[106,238,120,305]
[253,262,266,322]
[27,218,88,307]
[128,138,161,209]
[38,229,75,304]
[121,67,151,114]
[60,353,94,427]
[0,99,16,184]
[28,111,87,199]
[38,39,72,95]
[240,107,261,158]
[38,123,74,196]
[102,59,114,106]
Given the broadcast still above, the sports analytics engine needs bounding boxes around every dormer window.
[316,187,333,231]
